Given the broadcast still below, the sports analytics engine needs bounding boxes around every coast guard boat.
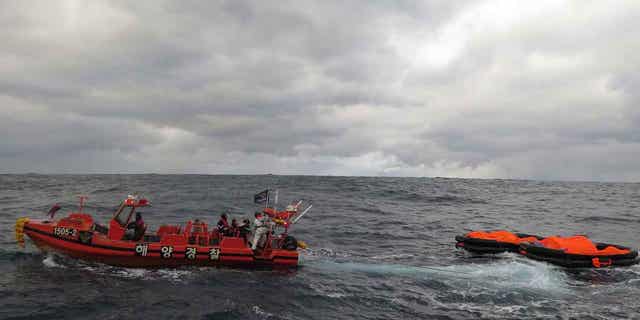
[15,193,311,268]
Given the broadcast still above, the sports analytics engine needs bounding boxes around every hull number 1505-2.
[53,227,77,238]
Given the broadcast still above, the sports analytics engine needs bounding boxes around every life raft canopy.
[465,230,540,245]
[457,229,639,268]
[536,235,631,256]
[455,230,544,254]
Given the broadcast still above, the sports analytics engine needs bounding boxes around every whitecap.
[251,305,274,319]
[308,282,348,299]
[42,253,65,268]
[73,260,193,282]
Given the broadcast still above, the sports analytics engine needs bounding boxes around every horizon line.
[0,172,637,184]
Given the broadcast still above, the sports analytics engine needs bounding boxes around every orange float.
[456,230,638,268]
[520,235,638,268]
[455,230,543,253]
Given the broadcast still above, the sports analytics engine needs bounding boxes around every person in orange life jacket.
[192,218,205,233]
[125,212,145,241]
[251,212,270,251]
[217,213,231,236]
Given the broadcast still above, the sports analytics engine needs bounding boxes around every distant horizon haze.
[0,172,637,184]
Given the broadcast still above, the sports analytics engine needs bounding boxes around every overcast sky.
[1,1,639,181]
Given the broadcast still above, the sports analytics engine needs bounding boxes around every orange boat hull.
[24,222,298,268]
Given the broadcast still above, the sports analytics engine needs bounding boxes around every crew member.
[192,218,205,233]
[125,212,146,241]
[231,218,239,236]
[251,212,269,251]
[217,213,230,236]
[238,218,252,243]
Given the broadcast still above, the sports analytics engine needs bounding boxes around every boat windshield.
[114,207,134,226]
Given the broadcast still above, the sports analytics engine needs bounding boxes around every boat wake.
[39,253,196,281]
[83,264,197,282]
[303,253,571,295]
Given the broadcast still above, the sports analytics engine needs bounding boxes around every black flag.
[254,190,269,204]
[47,203,61,219]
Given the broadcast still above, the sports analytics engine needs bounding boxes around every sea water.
[1,174,639,319]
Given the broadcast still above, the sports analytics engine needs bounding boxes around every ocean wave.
[371,253,416,260]
[0,248,41,262]
[251,305,276,319]
[203,305,286,320]
[42,253,66,268]
[308,282,348,298]
[79,264,195,282]
[299,247,356,260]
[576,216,638,224]
[90,185,122,194]
[424,195,488,205]
[3,174,640,319]
[37,253,196,282]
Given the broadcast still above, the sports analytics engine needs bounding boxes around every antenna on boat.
[292,204,312,224]
[79,195,88,213]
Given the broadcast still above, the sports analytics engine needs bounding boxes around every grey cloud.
[1,1,640,181]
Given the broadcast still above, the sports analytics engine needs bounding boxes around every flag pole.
[274,189,278,211]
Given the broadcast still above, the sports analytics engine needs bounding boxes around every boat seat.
[209,229,220,246]
[143,234,161,242]
[93,223,109,234]
[157,225,181,237]
[160,233,187,245]
[132,225,147,241]
[188,234,210,246]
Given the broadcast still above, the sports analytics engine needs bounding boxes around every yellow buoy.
[297,240,308,249]
[15,217,29,248]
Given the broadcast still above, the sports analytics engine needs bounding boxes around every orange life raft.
[520,235,638,268]
[456,230,639,268]
[455,230,543,254]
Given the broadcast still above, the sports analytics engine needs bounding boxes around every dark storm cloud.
[1,1,640,181]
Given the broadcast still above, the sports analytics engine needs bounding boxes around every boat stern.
[15,217,30,247]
